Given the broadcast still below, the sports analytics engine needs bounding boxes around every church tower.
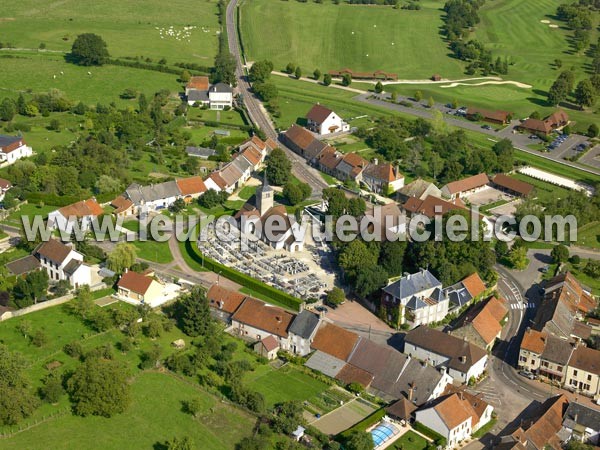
[256,174,273,216]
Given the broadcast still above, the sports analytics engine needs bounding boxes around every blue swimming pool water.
[371,423,396,446]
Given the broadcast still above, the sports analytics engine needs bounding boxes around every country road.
[225,0,328,196]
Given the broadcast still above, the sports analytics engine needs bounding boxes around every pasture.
[240,0,465,79]
[1,0,219,63]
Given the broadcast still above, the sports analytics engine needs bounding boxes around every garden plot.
[310,397,379,436]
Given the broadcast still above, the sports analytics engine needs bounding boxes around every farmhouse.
[396,178,442,203]
[0,177,12,201]
[281,124,329,163]
[206,284,247,323]
[491,173,534,197]
[466,107,511,124]
[185,76,233,109]
[204,171,228,192]
[176,176,207,202]
[518,328,547,374]
[185,76,210,96]
[415,390,493,448]
[34,239,91,287]
[311,322,360,361]
[362,160,405,194]
[305,104,349,135]
[230,296,295,351]
[288,309,321,356]
[110,195,135,218]
[334,152,369,182]
[402,195,468,219]
[381,269,449,326]
[0,135,33,166]
[519,110,569,135]
[125,181,181,212]
[404,325,488,383]
[441,173,489,199]
[47,198,104,232]
[451,296,508,350]
[539,335,575,384]
[116,269,165,306]
[238,135,277,157]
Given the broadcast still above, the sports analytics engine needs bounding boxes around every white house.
[0,178,12,202]
[404,325,488,383]
[208,83,233,110]
[35,239,91,288]
[381,269,449,326]
[0,135,33,166]
[125,181,181,213]
[415,390,493,448]
[306,104,349,135]
[287,309,321,356]
[47,198,104,232]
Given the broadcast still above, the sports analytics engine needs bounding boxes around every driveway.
[326,300,395,345]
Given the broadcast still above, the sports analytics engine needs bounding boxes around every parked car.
[315,305,329,313]
[482,125,492,130]
[519,370,537,380]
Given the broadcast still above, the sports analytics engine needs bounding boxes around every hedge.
[107,58,209,76]
[413,421,447,447]
[337,407,386,440]
[183,239,301,311]
[24,192,82,207]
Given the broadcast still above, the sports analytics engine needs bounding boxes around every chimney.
[219,300,224,310]
[373,157,379,166]
[276,316,282,323]
[574,413,578,423]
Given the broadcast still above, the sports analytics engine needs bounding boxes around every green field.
[133,239,174,264]
[576,222,600,249]
[390,430,429,450]
[0,372,253,450]
[1,0,219,63]
[240,0,465,79]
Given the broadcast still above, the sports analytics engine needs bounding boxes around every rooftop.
[442,173,489,195]
[117,271,155,296]
[306,104,334,125]
[232,297,295,338]
[311,322,359,361]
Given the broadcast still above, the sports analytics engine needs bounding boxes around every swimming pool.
[371,421,399,447]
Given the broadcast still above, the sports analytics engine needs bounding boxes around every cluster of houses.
[0,135,33,167]
[518,272,600,400]
[206,280,501,446]
[494,394,600,449]
[185,76,233,110]
[465,107,569,136]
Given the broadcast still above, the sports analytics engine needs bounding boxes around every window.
[573,370,578,376]
[587,374,592,381]
[531,359,535,364]
[557,366,562,372]
[571,379,577,386]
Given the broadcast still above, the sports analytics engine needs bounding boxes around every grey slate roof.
[445,283,473,307]
[232,156,252,174]
[126,181,182,205]
[0,135,21,148]
[5,255,41,276]
[563,402,600,431]
[186,146,215,158]
[305,350,345,378]
[187,89,209,102]
[383,269,442,302]
[63,259,83,276]
[210,83,233,93]
[540,335,574,365]
[288,310,320,339]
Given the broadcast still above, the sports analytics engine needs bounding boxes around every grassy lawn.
[132,239,173,264]
[188,108,249,127]
[511,173,572,203]
[0,54,183,108]
[187,125,250,147]
[240,0,465,79]
[245,364,330,408]
[0,372,254,450]
[2,0,219,63]
[576,222,600,249]
[2,202,58,227]
[390,430,429,450]
[121,219,140,233]
[237,185,257,200]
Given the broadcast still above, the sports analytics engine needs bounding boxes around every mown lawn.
[576,222,600,249]
[1,0,219,62]
[133,239,173,264]
[0,372,254,450]
[390,430,429,450]
[241,0,465,79]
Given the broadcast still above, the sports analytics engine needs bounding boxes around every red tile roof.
[232,297,295,338]
[284,124,317,149]
[471,307,503,347]
[569,346,600,376]
[433,393,478,430]
[0,178,12,190]
[491,174,534,197]
[462,272,486,298]
[364,163,404,182]
[521,328,547,354]
[312,322,359,361]
[209,172,228,190]
[117,271,154,295]
[317,146,342,170]
[176,176,207,196]
[36,239,73,265]
[306,104,334,125]
[335,363,374,388]
[241,147,262,167]
[467,107,511,123]
[58,198,103,218]
[403,195,468,218]
[443,173,489,195]
[206,284,246,314]
[110,196,134,214]
[258,335,280,352]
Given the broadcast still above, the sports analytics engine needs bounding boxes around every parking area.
[487,199,520,218]
[465,186,511,207]
[579,144,600,169]
[309,397,378,435]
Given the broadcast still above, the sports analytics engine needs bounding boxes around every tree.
[170,198,186,213]
[551,244,569,263]
[252,82,278,102]
[166,436,195,450]
[31,329,48,347]
[107,243,137,273]
[39,373,65,403]
[199,189,227,209]
[249,60,273,83]
[323,74,332,86]
[283,181,310,205]
[414,90,423,102]
[0,345,39,425]
[180,70,191,83]
[495,240,509,257]
[294,66,302,79]
[342,73,352,86]
[374,82,383,93]
[326,287,345,306]
[339,240,378,281]
[347,197,366,216]
[285,63,296,74]
[70,33,109,66]
[13,270,49,306]
[176,287,211,337]
[355,264,388,298]
[144,319,163,339]
[266,148,291,185]
[507,246,528,270]
[0,97,16,121]
[16,93,26,115]
[379,240,406,277]
[554,58,562,69]
[313,68,321,80]
[139,344,162,369]
[588,123,599,138]
[574,79,596,109]
[427,96,435,108]
[345,430,374,450]
[322,187,348,218]
[67,357,130,417]
[213,52,237,86]
[272,401,304,435]
[95,174,121,194]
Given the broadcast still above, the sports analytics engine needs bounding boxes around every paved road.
[356,93,600,178]
[225,0,327,196]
